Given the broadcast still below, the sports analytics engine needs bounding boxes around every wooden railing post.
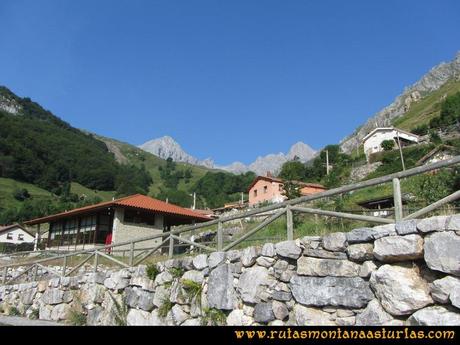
[217,222,223,251]
[393,178,403,222]
[62,256,67,276]
[129,242,135,266]
[33,265,38,281]
[94,252,99,273]
[3,267,7,285]
[286,206,293,241]
[168,235,174,258]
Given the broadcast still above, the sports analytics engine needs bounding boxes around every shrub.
[9,306,21,316]
[146,264,159,281]
[158,298,174,319]
[181,279,202,305]
[380,140,395,151]
[68,309,87,326]
[108,292,128,326]
[29,308,40,320]
[169,267,184,279]
[201,308,226,326]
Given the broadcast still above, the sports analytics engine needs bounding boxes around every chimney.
[266,171,273,178]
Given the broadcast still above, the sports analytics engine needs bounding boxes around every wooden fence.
[1,155,459,286]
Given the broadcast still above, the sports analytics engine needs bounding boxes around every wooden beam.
[404,190,460,220]
[170,234,215,252]
[290,206,394,224]
[286,206,294,241]
[223,209,286,251]
[393,178,403,222]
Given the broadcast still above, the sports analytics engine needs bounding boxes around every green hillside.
[393,79,460,131]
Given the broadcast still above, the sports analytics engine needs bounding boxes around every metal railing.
[1,155,459,286]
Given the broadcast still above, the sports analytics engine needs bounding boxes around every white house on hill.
[363,127,420,161]
[0,224,35,245]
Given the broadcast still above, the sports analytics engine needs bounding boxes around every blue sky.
[0,1,459,165]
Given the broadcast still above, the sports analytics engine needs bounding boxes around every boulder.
[127,309,163,326]
[293,305,335,325]
[42,288,73,305]
[272,291,292,302]
[192,254,208,270]
[297,257,360,277]
[430,276,460,303]
[407,306,460,325]
[322,232,347,252]
[355,299,395,326]
[226,309,253,326]
[154,271,173,285]
[171,304,189,325]
[241,247,259,267]
[129,276,155,292]
[50,303,71,321]
[395,219,418,235]
[290,275,373,308]
[424,231,460,276]
[303,248,347,260]
[450,289,460,309]
[226,250,241,262]
[373,234,424,262]
[346,228,378,243]
[208,252,226,269]
[272,301,289,320]
[372,224,396,239]
[359,261,378,278]
[370,264,433,316]
[254,302,275,323]
[153,285,170,308]
[336,316,355,326]
[417,216,449,233]
[238,266,271,303]
[261,243,276,257]
[275,241,302,259]
[447,215,460,231]
[20,288,37,305]
[181,270,205,285]
[182,318,201,326]
[256,256,276,267]
[346,244,374,262]
[207,264,237,310]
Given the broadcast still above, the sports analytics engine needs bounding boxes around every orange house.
[247,175,327,206]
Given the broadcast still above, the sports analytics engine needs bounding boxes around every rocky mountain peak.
[340,51,460,154]
[139,136,316,176]
[0,86,22,115]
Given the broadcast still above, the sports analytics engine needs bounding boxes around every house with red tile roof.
[247,175,327,206]
[24,194,211,251]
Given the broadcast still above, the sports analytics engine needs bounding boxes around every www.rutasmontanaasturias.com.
[233,327,456,340]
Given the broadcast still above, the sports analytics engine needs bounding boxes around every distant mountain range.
[139,136,316,175]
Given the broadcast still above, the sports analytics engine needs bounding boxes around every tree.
[281,181,301,200]
[381,140,395,151]
[12,188,30,201]
[279,161,306,181]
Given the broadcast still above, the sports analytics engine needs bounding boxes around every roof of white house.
[0,223,34,237]
[362,127,420,142]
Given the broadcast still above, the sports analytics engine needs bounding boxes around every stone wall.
[0,214,459,326]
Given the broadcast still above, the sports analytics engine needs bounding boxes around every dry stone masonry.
[0,214,459,326]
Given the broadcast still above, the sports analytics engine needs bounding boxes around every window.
[6,233,13,240]
[18,234,24,241]
[124,209,155,226]
[253,189,258,197]
[263,186,268,194]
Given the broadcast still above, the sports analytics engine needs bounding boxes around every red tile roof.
[24,194,211,225]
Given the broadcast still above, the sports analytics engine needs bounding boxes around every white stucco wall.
[0,227,35,244]
[111,207,165,251]
[364,129,419,159]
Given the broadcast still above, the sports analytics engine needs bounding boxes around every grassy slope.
[70,182,115,201]
[0,177,54,210]
[393,79,460,130]
[95,135,216,196]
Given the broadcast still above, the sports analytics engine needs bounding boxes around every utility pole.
[396,132,406,171]
[326,150,330,175]
[189,192,196,209]
[240,192,244,205]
